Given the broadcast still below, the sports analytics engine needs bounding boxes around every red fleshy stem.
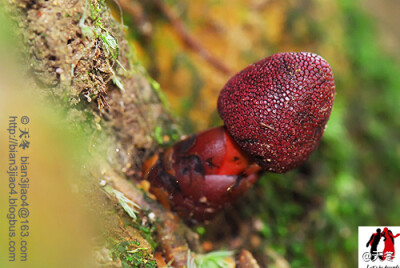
[143,126,262,223]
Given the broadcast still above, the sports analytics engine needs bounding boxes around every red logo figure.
[381,227,400,261]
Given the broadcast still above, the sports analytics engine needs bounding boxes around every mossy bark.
[7,0,197,266]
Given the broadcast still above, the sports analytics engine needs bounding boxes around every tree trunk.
[6,0,200,266]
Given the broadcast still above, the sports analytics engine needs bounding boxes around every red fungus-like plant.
[218,52,335,173]
[143,52,335,223]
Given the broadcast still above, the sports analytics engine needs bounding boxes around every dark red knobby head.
[218,52,335,173]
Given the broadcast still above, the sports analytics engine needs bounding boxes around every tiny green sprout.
[187,251,196,268]
[112,73,125,91]
[89,1,102,21]
[99,31,127,72]
[103,185,140,220]
[153,126,164,145]
[188,250,235,268]
[195,226,206,235]
[153,125,181,147]
[79,1,94,39]
[127,247,148,253]
[101,31,119,59]
[148,76,171,111]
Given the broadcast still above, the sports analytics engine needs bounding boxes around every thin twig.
[120,0,232,75]
[112,0,125,29]
[153,0,232,75]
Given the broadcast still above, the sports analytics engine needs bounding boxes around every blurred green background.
[125,0,400,266]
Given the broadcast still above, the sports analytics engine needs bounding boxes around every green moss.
[120,208,158,250]
[132,219,158,250]
[111,240,157,268]
[153,124,180,147]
